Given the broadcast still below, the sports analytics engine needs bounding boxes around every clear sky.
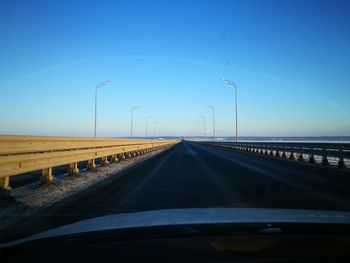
[0,0,349,137]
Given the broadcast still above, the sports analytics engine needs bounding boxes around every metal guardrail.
[203,141,350,168]
[0,136,179,190]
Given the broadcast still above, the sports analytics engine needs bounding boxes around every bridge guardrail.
[0,136,179,190]
[203,141,350,168]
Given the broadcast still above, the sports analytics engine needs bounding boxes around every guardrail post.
[41,167,53,185]
[0,176,11,191]
[320,147,329,166]
[289,152,295,160]
[338,157,346,168]
[281,152,287,159]
[269,150,274,156]
[101,156,110,166]
[87,159,97,172]
[275,150,280,157]
[298,153,304,162]
[68,162,80,176]
[111,154,118,163]
[321,155,329,166]
[309,154,315,164]
[338,150,346,168]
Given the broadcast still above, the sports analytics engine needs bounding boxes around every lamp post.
[146,115,152,137]
[158,125,162,137]
[207,105,215,138]
[154,121,159,138]
[222,78,238,142]
[199,115,206,137]
[196,121,201,137]
[94,80,111,138]
[130,105,139,137]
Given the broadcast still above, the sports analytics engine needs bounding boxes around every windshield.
[1,0,350,244]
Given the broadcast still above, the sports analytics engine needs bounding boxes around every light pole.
[207,105,215,138]
[146,115,152,137]
[158,125,162,137]
[196,121,201,137]
[194,124,197,137]
[222,78,238,142]
[130,105,139,137]
[199,115,206,137]
[94,80,111,138]
[154,121,159,138]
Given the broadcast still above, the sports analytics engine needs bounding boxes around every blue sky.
[0,0,349,137]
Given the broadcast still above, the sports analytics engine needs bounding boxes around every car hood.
[2,207,350,248]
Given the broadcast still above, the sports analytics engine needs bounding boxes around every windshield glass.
[1,0,350,244]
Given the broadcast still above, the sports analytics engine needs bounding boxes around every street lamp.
[146,115,152,137]
[154,121,159,138]
[130,105,139,137]
[199,115,206,137]
[222,77,238,142]
[158,125,162,137]
[94,80,111,138]
[196,121,201,137]
[207,105,215,138]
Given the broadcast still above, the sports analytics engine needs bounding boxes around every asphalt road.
[2,141,350,241]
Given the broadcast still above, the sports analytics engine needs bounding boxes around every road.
[2,141,350,241]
